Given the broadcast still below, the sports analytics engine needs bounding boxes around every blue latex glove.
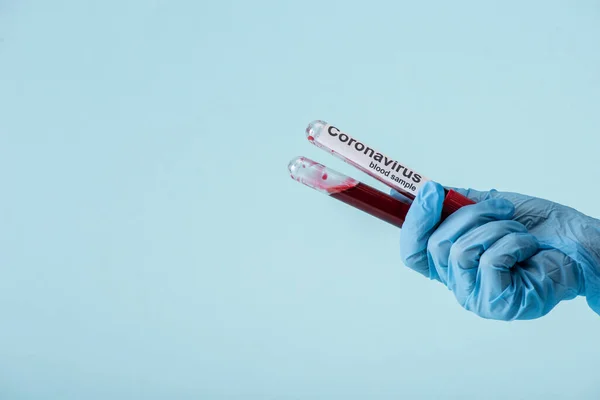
[392,181,600,320]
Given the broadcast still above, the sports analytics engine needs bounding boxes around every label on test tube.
[307,121,428,198]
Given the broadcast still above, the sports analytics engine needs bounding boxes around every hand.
[392,181,600,320]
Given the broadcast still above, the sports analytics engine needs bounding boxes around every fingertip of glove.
[486,198,516,218]
[420,180,444,198]
[417,181,445,212]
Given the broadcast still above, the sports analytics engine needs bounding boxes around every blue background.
[1,1,600,398]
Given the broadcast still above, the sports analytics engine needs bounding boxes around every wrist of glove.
[392,181,600,320]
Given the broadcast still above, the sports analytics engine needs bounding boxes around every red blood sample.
[289,156,409,228]
[330,183,409,228]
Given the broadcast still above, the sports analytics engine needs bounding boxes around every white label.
[314,124,429,197]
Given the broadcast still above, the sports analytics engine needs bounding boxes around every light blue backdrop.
[1,1,599,398]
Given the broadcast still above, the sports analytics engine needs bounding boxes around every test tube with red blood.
[305,120,475,218]
[288,156,410,228]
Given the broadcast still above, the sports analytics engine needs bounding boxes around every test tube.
[306,120,475,217]
[288,156,410,228]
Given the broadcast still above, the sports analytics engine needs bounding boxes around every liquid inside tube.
[288,156,410,228]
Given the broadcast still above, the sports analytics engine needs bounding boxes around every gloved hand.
[392,181,600,320]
